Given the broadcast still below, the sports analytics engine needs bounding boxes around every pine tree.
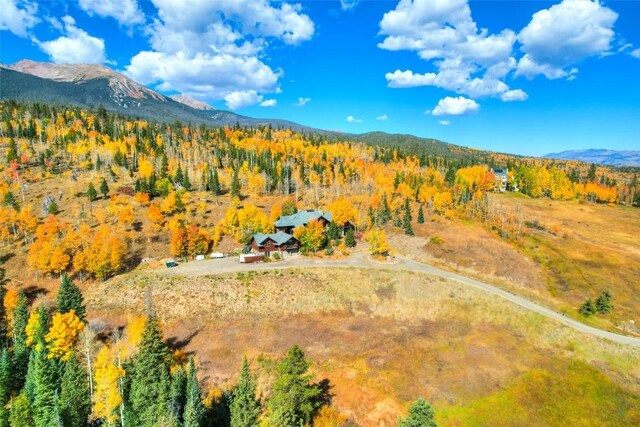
[170,365,187,425]
[160,155,169,179]
[398,398,437,427]
[403,199,414,236]
[59,353,91,427]
[57,274,86,322]
[183,356,206,427]
[579,298,596,317]
[100,178,110,199]
[128,315,171,426]
[174,165,184,184]
[268,345,321,427]
[0,348,10,427]
[325,221,341,243]
[182,171,192,191]
[11,291,30,391]
[86,183,97,203]
[231,169,241,198]
[417,205,425,224]
[210,168,221,195]
[380,194,391,224]
[0,262,8,347]
[230,357,260,427]
[344,228,356,248]
[29,342,59,427]
[595,289,613,314]
[9,393,33,427]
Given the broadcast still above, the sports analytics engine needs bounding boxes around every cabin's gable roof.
[274,209,332,228]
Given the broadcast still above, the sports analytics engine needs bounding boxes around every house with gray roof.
[249,231,300,255]
[274,209,333,234]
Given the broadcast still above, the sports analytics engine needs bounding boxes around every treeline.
[0,263,435,426]
[2,100,638,277]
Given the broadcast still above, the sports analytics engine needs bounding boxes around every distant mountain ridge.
[545,149,640,167]
[0,60,319,133]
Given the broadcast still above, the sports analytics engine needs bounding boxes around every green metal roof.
[274,209,332,228]
[252,231,297,246]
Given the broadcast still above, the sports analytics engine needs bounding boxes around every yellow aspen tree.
[3,289,19,330]
[93,345,125,425]
[25,310,40,348]
[366,228,390,256]
[45,310,85,361]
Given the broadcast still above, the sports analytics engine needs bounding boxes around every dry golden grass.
[85,267,640,427]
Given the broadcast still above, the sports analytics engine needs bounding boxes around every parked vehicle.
[239,253,264,263]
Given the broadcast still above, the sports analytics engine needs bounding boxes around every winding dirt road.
[162,252,640,347]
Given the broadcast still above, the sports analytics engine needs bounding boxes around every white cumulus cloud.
[376,114,388,121]
[346,115,362,123]
[0,0,39,37]
[260,99,277,107]
[629,48,640,59]
[500,89,528,102]
[224,90,263,110]
[37,16,106,64]
[431,96,479,116]
[125,0,314,109]
[516,0,618,79]
[294,97,311,107]
[439,120,451,126]
[78,0,145,26]
[379,0,524,101]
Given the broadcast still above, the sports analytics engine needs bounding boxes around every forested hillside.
[1,100,639,426]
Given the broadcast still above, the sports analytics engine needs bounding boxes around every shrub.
[47,201,59,215]
[579,298,596,317]
[430,235,444,245]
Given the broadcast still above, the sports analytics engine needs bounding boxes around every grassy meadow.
[83,267,640,426]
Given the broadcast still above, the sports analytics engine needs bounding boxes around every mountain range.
[2,60,635,166]
[0,60,314,132]
[0,60,470,158]
[545,149,640,167]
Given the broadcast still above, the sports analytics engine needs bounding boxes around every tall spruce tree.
[210,168,221,196]
[230,169,241,198]
[0,348,10,427]
[59,353,91,427]
[29,341,58,427]
[344,228,356,248]
[403,199,414,236]
[417,205,425,224]
[86,183,97,203]
[57,274,86,322]
[11,291,30,391]
[230,357,260,427]
[170,365,187,425]
[596,289,613,314]
[9,393,33,427]
[268,345,321,427]
[174,165,184,184]
[398,398,437,427]
[182,171,192,191]
[183,356,206,427]
[128,314,172,426]
[99,178,109,199]
[0,262,8,347]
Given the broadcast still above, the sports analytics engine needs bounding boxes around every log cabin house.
[249,231,300,256]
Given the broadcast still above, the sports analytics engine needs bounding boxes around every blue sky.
[1,0,639,156]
